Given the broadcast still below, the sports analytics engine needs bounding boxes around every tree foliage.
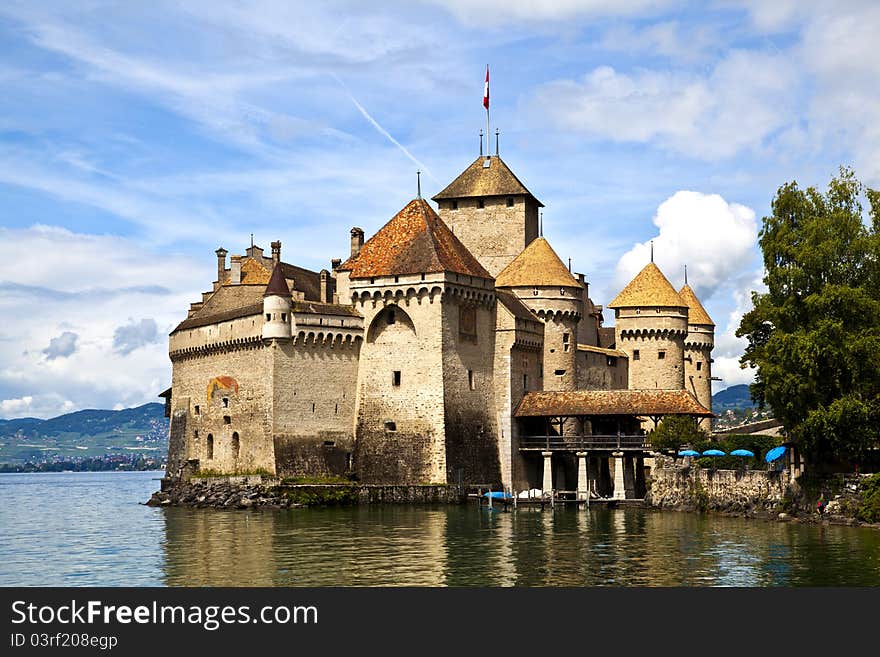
[648,415,708,451]
[737,167,880,465]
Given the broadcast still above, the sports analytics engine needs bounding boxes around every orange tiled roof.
[432,156,543,206]
[495,237,581,288]
[607,263,685,308]
[338,198,491,279]
[514,389,713,417]
[678,284,714,326]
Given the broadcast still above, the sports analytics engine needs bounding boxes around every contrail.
[332,74,437,183]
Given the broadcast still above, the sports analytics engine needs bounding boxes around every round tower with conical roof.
[679,282,715,428]
[262,264,292,340]
[608,263,688,390]
[496,237,583,391]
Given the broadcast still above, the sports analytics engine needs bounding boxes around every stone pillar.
[624,456,636,499]
[576,452,589,501]
[612,451,626,500]
[542,451,553,494]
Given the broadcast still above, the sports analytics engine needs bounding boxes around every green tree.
[737,167,880,466]
[648,415,708,452]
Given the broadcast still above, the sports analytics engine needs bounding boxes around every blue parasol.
[765,446,787,463]
[483,491,512,500]
[678,450,701,457]
[730,449,755,457]
[702,449,726,457]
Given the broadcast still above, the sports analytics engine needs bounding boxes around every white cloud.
[614,190,758,299]
[599,21,718,62]
[113,319,160,356]
[531,50,799,159]
[42,331,78,360]
[427,0,679,24]
[0,225,209,418]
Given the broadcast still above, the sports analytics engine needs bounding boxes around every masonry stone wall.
[270,336,361,478]
[441,290,502,487]
[684,324,714,427]
[438,195,539,277]
[169,344,274,476]
[649,457,789,512]
[352,280,448,484]
[615,307,687,390]
[577,350,628,390]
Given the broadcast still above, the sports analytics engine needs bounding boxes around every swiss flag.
[483,66,489,109]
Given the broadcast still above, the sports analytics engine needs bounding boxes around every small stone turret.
[679,283,715,427]
[214,247,227,289]
[262,265,292,340]
[608,263,688,390]
[496,237,583,391]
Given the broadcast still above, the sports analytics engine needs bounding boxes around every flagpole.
[485,65,490,160]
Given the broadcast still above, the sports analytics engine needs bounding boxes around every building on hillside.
[162,152,714,499]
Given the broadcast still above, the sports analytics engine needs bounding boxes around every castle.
[162,152,715,497]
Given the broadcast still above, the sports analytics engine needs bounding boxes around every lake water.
[1,471,878,586]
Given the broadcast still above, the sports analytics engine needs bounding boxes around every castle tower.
[432,155,542,277]
[262,264,292,340]
[495,237,582,392]
[338,198,499,486]
[679,283,715,429]
[608,263,688,390]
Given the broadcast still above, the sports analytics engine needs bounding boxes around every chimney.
[350,227,364,258]
[320,269,329,303]
[271,240,281,264]
[576,272,589,300]
[230,255,242,285]
[215,247,228,285]
[330,258,342,273]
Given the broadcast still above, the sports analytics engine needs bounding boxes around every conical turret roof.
[338,198,491,279]
[678,284,714,326]
[608,263,685,308]
[263,263,291,298]
[432,155,543,206]
[495,237,581,289]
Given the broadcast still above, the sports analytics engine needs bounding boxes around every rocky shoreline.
[145,476,465,508]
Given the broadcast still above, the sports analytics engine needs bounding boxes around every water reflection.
[159,505,880,587]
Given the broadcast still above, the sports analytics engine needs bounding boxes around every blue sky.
[1,1,878,418]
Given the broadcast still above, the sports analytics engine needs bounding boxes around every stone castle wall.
[577,350,628,390]
[352,284,448,484]
[270,335,361,478]
[441,291,502,487]
[438,195,539,277]
[169,343,274,476]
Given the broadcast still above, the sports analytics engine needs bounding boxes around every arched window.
[206,434,214,460]
[231,432,240,460]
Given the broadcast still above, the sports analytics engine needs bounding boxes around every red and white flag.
[483,66,489,109]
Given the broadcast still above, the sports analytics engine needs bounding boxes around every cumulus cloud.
[614,191,758,299]
[531,50,799,159]
[0,225,208,418]
[42,331,78,360]
[113,318,160,356]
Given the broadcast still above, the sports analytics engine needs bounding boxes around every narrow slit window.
[392,371,401,387]
[523,373,528,390]
[506,196,514,207]
[231,432,240,459]
[194,405,200,415]
[222,397,229,408]
[266,313,271,321]
[468,369,475,390]
[206,434,214,460]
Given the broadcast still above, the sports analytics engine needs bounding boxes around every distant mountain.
[712,384,756,410]
[0,403,168,465]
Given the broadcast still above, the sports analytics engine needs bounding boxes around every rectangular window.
[523,373,528,390]
[506,197,514,207]
[266,313,271,321]
[696,361,702,371]
[194,405,200,415]
[392,371,401,387]
[658,351,666,360]
[633,350,640,360]
[281,313,287,322]
[223,415,231,424]
[451,200,459,211]
[477,198,485,209]
[468,370,475,390]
